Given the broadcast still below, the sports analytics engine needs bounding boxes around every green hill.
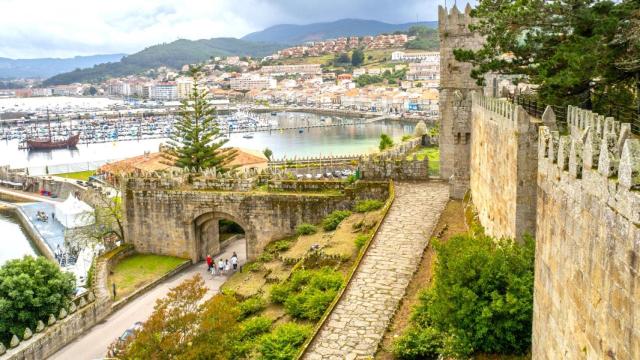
[43,38,284,85]
[242,18,438,44]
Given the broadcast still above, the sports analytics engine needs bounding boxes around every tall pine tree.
[164,65,236,172]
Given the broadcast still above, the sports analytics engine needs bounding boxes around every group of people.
[206,252,238,276]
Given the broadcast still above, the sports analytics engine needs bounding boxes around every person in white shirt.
[218,259,224,275]
[231,252,238,271]
[224,259,231,274]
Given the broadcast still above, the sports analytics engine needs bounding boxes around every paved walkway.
[50,238,247,360]
[303,182,449,360]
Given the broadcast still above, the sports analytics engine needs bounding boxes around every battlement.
[539,107,639,193]
[472,92,540,131]
[438,4,475,35]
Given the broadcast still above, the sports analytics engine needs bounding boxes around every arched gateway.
[123,177,389,263]
[193,211,253,261]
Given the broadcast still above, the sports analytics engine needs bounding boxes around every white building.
[260,64,322,76]
[407,62,440,81]
[230,75,276,91]
[176,77,194,99]
[150,82,178,101]
[392,51,440,63]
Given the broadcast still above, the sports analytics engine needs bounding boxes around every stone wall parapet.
[539,109,639,196]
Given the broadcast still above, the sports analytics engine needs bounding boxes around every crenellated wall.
[533,107,640,359]
[469,93,540,239]
[438,4,483,199]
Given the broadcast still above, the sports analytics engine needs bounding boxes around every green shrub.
[269,283,291,304]
[282,268,343,321]
[244,262,263,273]
[257,251,274,263]
[238,296,266,320]
[285,287,338,321]
[346,174,358,184]
[396,234,535,358]
[296,223,318,236]
[258,322,312,360]
[240,316,272,340]
[309,268,343,291]
[393,327,442,360]
[270,239,292,252]
[322,210,352,231]
[401,134,413,142]
[355,234,368,249]
[379,133,394,151]
[354,199,384,213]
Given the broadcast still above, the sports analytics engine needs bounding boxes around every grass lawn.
[408,146,440,175]
[108,254,187,300]
[54,170,95,181]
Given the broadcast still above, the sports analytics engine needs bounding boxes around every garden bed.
[219,190,391,358]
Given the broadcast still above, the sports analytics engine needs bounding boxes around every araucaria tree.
[0,256,75,343]
[455,0,640,113]
[164,65,236,171]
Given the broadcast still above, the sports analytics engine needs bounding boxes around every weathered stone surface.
[35,320,45,333]
[470,94,539,240]
[438,5,483,199]
[22,328,32,340]
[124,178,389,262]
[47,314,56,326]
[534,122,640,359]
[0,342,6,355]
[303,182,448,358]
[58,307,67,319]
[9,335,19,348]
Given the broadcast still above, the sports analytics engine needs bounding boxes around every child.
[224,259,231,274]
[218,259,224,275]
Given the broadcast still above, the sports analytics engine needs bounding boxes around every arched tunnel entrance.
[194,212,249,263]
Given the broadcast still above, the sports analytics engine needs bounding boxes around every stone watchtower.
[438,4,483,199]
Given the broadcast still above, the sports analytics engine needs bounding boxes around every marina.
[0,112,416,174]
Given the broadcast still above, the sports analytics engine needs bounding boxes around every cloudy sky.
[0,0,452,59]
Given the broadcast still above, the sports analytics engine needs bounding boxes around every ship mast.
[47,108,52,141]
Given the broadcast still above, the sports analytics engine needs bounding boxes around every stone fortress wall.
[469,93,540,239]
[122,176,390,263]
[438,4,483,199]
[532,108,640,359]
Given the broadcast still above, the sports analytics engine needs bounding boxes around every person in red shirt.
[206,254,213,273]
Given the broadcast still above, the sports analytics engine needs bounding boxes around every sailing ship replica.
[26,109,79,150]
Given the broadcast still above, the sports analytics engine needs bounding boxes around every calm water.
[0,207,39,265]
[0,112,415,172]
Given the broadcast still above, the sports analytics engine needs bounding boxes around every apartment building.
[260,64,322,76]
[391,51,440,63]
[230,75,276,91]
[149,82,178,101]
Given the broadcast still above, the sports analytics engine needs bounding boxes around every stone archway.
[193,211,252,262]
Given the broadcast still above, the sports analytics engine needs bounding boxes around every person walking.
[206,254,213,273]
[224,259,230,274]
[218,259,224,276]
[231,252,238,271]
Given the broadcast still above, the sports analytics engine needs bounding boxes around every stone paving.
[303,181,449,360]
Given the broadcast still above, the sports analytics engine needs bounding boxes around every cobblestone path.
[303,182,449,360]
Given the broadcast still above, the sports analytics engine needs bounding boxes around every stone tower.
[438,4,483,199]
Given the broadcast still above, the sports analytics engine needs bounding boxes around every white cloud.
[0,0,446,59]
